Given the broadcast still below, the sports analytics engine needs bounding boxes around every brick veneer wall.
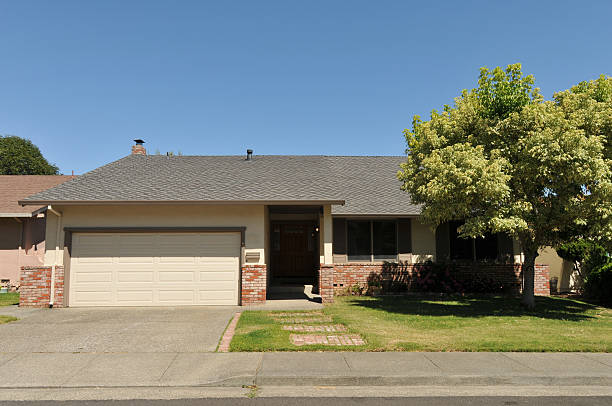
[454,263,522,293]
[241,264,266,305]
[320,262,550,301]
[534,264,550,296]
[333,263,392,294]
[19,266,64,308]
[319,265,334,303]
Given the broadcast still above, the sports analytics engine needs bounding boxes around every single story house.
[0,175,74,290]
[18,141,552,307]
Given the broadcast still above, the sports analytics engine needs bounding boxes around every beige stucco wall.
[264,205,270,287]
[512,239,523,264]
[411,218,436,262]
[536,246,572,293]
[510,242,573,292]
[320,205,333,264]
[43,204,267,267]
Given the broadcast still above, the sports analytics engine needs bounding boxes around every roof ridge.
[136,154,406,158]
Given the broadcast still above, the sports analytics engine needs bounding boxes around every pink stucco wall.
[0,217,46,289]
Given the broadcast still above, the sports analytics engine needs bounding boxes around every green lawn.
[0,316,17,325]
[0,292,19,307]
[230,295,612,352]
[0,292,19,325]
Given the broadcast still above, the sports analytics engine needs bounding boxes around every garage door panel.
[73,271,112,283]
[199,290,236,303]
[70,232,240,306]
[116,257,156,264]
[159,256,197,264]
[159,235,198,251]
[74,256,114,264]
[74,234,114,249]
[118,236,157,259]
[196,257,238,264]
[158,271,196,282]
[73,235,115,263]
[117,271,154,282]
[198,235,240,252]
[158,290,195,303]
[72,290,113,304]
[116,290,154,303]
[199,271,236,281]
[116,263,155,270]
[196,247,239,257]
[198,281,236,290]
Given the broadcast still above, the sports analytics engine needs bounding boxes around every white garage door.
[69,232,240,307]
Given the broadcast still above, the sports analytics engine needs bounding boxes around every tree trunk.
[521,248,538,309]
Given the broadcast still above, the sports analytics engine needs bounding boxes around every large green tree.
[398,64,612,308]
[0,135,59,175]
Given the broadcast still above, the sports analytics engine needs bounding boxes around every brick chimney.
[131,139,146,155]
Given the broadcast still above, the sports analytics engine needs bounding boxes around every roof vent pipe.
[246,149,253,161]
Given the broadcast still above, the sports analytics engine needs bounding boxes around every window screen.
[373,221,396,260]
[449,220,499,261]
[347,221,371,261]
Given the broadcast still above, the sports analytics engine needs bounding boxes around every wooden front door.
[270,222,318,280]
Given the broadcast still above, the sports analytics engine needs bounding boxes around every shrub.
[367,273,382,288]
[412,263,463,293]
[584,262,612,306]
[557,240,610,292]
[379,261,411,292]
[349,284,364,296]
[411,263,510,294]
[459,273,508,294]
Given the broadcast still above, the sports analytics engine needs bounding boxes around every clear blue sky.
[1,1,610,174]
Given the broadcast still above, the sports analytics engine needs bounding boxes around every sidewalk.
[0,352,610,388]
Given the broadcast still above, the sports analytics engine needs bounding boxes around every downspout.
[14,217,23,273]
[47,205,62,308]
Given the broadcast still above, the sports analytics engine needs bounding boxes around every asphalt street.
[0,397,610,405]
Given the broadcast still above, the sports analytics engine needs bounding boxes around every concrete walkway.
[0,352,610,388]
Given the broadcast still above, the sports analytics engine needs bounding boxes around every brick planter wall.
[320,262,550,299]
[333,263,385,294]
[241,264,266,305]
[534,264,550,296]
[454,263,522,294]
[19,266,65,308]
[319,265,334,303]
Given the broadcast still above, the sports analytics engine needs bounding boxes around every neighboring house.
[535,247,574,293]
[17,141,550,307]
[0,175,74,290]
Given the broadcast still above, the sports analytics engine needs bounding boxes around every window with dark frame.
[449,221,498,261]
[347,221,371,261]
[347,220,397,262]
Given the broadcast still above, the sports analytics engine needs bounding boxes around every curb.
[250,375,612,387]
[0,375,611,389]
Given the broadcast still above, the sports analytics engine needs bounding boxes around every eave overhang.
[19,199,346,207]
[0,213,34,218]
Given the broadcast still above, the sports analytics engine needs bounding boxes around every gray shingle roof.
[20,155,420,216]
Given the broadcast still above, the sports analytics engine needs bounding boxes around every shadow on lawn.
[345,295,600,321]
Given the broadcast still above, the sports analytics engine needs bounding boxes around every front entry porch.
[267,206,324,302]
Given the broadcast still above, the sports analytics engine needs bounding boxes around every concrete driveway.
[0,305,238,353]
